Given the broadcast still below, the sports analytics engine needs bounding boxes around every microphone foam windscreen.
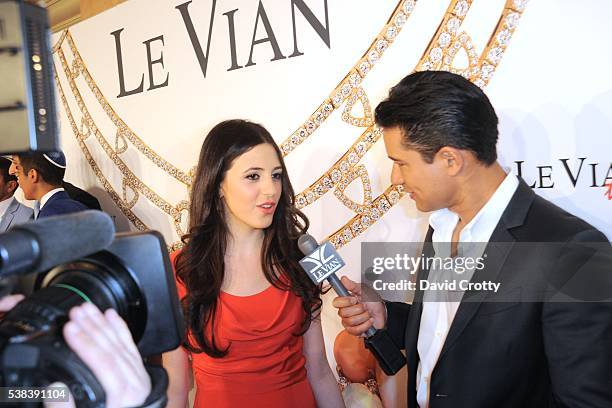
[13,210,115,274]
[298,234,319,256]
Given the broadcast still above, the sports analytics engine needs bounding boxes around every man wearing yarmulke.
[8,152,87,218]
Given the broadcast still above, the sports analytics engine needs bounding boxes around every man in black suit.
[333,71,612,407]
[7,151,101,213]
[37,151,102,210]
[9,152,88,218]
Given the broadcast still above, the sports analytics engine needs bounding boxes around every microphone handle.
[326,274,349,296]
[326,274,376,338]
[298,234,405,375]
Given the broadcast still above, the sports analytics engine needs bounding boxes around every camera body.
[0,231,184,407]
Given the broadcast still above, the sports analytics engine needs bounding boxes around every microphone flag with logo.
[298,241,346,284]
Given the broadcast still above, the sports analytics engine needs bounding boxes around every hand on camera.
[63,303,151,408]
[332,276,386,336]
[0,294,24,312]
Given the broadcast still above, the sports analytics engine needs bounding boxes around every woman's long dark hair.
[175,119,322,357]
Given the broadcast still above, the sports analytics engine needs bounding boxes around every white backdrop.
[48,0,611,401]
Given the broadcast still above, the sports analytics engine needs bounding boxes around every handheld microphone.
[0,210,115,277]
[297,233,406,376]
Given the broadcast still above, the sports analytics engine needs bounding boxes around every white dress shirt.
[416,173,519,408]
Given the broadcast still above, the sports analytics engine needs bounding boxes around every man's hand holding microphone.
[332,276,387,336]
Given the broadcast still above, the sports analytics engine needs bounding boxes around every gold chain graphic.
[52,0,528,250]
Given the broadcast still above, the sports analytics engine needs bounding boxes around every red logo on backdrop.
[605,183,612,201]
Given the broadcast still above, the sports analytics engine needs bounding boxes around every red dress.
[172,252,317,408]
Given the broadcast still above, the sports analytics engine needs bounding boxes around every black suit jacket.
[63,181,102,211]
[38,190,88,218]
[385,178,612,407]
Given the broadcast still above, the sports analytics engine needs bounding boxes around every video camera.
[0,211,184,407]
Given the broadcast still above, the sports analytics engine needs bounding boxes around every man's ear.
[28,168,40,183]
[437,147,464,176]
[6,180,18,196]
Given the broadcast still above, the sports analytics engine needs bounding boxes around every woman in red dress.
[163,120,345,408]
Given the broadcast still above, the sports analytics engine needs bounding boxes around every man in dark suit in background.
[333,71,612,407]
[63,181,102,211]
[0,157,33,231]
[9,152,87,218]
[39,151,102,210]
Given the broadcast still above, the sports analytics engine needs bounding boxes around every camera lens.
[34,251,147,342]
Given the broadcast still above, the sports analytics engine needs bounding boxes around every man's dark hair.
[18,153,65,186]
[375,70,499,165]
[0,157,17,185]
